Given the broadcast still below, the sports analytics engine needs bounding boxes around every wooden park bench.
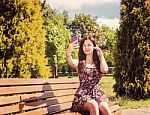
[0,78,121,115]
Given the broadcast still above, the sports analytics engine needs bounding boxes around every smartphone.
[71,34,78,43]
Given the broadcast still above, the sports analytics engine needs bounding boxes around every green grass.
[101,76,116,97]
[101,76,150,110]
[117,97,150,110]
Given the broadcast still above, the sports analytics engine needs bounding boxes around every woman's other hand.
[94,46,103,57]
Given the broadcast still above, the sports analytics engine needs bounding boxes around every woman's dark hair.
[78,34,100,72]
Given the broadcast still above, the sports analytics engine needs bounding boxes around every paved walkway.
[122,108,150,115]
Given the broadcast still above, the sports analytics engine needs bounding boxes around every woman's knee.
[99,102,112,115]
[88,99,99,109]
[99,102,109,108]
[83,99,99,111]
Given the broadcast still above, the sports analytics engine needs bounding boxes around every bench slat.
[110,104,120,113]
[17,108,48,115]
[0,78,79,86]
[48,102,72,114]
[17,102,73,115]
[0,89,76,106]
[0,95,74,114]
[0,84,78,95]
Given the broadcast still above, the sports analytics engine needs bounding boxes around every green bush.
[114,0,150,99]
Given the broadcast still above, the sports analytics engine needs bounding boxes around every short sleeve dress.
[70,61,109,113]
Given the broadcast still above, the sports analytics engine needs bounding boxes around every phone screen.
[71,35,78,43]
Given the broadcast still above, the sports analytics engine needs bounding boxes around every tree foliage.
[0,0,50,78]
[43,5,70,68]
[101,26,117,66]
[68,13,105,46]
[114,0,150,99]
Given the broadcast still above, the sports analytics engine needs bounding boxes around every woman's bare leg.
[99,102,112,115]
[83,99,99,115]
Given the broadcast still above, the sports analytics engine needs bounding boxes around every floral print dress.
[70,61,109,113]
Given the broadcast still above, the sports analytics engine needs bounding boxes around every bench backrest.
[0,78,79,115]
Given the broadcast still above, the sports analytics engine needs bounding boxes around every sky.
[41,0,121,29]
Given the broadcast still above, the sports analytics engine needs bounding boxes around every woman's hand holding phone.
[68,41,79,53]
[66,35,79,69]
[66,35,79,53]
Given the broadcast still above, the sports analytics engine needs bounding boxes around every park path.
[121,108,150,115]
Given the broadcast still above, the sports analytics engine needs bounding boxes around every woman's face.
[82,39,94,55]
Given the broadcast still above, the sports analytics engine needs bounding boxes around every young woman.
[66,35,112,115]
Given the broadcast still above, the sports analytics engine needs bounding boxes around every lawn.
[101,75,150,110]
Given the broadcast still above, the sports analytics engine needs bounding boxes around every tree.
[43,5,70,73]
[101,26,117,66]
[63,10,69,25]
[0,0,50,78]
[68,13,105,47]
[114,0,150,99]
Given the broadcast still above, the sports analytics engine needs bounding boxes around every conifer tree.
[0,0,50,78]
[114,0,150,99]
